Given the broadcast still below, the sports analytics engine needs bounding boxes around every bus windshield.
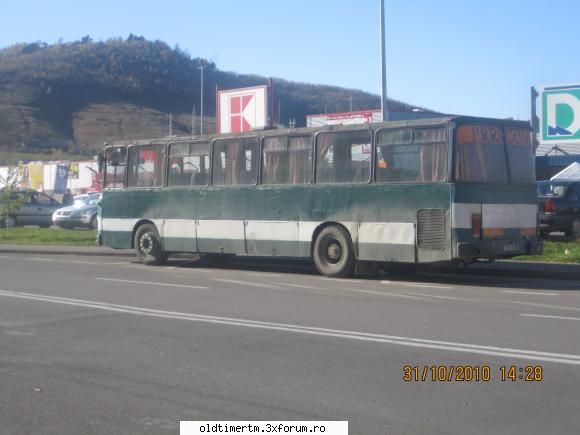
[454,124,534,184]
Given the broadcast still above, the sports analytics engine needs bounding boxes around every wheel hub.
[327,241,342,262]
[139,233,154,255]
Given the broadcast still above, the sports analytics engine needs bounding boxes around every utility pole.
[380,0,388,121]
[192,105,197,136]
[198,63,206,135]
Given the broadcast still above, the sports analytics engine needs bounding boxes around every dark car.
[538,180,580,237]
[0,189,61,228]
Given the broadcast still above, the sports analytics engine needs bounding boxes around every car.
[52,193,100,229]
[0,189,62,228]
[538,180,580,237]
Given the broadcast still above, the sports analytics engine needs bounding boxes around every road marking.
[29,258,53,261]
[245,272,282,278]
[503,290,559,296]
[214,278,276,289]
[344,288,432,300]
[70,261,100,265]
[1,288,580,366]
[382,280,452,289]
[95,278,208,290]
[521,313,580,321]
[280,283,325,290]
[407,292,475,302]
[322,277,363,284]
[103,261,132,265]
[403,283,454,289]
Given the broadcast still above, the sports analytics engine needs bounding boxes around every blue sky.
[1,0,578,120]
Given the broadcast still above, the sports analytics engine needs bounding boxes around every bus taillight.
[543,199,555,214]
[471,213,482,239]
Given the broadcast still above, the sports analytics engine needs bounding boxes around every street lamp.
[380,0,388,121]
[198,63,206,135]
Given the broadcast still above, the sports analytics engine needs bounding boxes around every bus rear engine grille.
[417,209,445,250]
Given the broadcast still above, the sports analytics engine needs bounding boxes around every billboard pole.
[380,0,388,121]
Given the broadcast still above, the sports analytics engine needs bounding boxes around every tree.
[0,162,27,233]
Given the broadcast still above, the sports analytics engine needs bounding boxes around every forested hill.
[0,35,433,155]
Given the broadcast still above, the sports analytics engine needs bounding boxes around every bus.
[98,116,542,277]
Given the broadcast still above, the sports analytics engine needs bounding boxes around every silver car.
[52,194,99,229]
[0,189,61,228]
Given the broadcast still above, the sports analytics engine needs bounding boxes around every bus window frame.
[166,140,211,188]
[104,145,128,190]
[259,134,314,186]
[125,143,166,189]
[451,121,532,185]
[313,128,374,185]
[210,135,260,187]
[373,125,450,184]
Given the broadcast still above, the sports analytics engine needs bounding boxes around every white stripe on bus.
[452,203,536,229]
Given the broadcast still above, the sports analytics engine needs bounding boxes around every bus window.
[212,137,259,186]
[262,135,312,185]
[505,128,535,183]
[454,125,507,183]
[127,144,165,188]
[376,127,447,182]
[168,142,210,186]
[315,130,372,184]
[104,146,127,189]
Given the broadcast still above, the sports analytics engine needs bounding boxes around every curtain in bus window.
[416,128,447,182]
[316,130,371,183]
[505,128,534,183]
[213,138,258,185]
[262,136,312,185]
[454,126,507,183]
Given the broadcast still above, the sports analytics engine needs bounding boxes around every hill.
[0,35,433,156]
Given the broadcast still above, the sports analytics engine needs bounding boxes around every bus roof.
[106,115,530,147]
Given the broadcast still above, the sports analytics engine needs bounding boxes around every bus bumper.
[455,238,543,261]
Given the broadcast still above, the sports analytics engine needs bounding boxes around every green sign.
[541,84,580,144]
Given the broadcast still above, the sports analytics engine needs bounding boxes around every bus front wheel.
[313,225,355,277]
[134,224,168,265]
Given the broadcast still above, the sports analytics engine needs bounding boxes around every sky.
[1,0,579,120]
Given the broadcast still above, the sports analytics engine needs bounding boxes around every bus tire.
[134,223,168,265]
[313,225,355,277]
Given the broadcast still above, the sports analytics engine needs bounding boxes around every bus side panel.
[101,190,133,249]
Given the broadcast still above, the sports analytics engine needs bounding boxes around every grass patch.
[514,240,580,263]
[0,227,97,246]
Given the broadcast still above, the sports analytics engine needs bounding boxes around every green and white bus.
[98,116,542,277]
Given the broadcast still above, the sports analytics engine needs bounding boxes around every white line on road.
[503,290,559,296]
[95,278,208,290]
[381,280,452,289]
[214,278,276,289]
[280,283,325,290]
[245,272,282,278]
[1,288,579,365]
[403,283,454,289]
[521,313,580,321]
[344,288,432,300]
[70,261,100,265]
[322,277,363,284]
[29,258,53,261]
[407,292,472,302]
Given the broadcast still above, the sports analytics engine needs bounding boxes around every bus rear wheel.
[313,225,355,277]
[134,224,168,265]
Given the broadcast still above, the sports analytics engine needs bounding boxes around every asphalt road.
[0,253,579,435]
